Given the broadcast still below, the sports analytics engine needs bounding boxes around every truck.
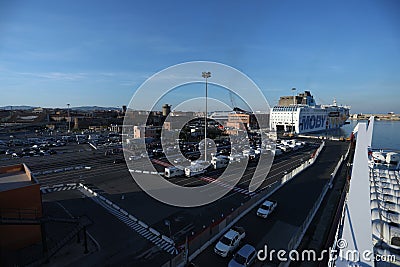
[184,160,208,177]
[164,166,185,178]
[228,153,246,163]
[256,200,277,218]
[211,155,229,169]
[214,226,246,257]
[242,148,256,158]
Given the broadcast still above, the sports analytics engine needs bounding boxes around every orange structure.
[0,164,43,251]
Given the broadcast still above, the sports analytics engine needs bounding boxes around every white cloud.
[17,71,87,81]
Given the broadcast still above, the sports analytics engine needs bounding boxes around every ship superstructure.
[270,91,350,134]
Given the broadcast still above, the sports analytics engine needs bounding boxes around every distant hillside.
[0,105,36,110]
[0,105,119,111]
[73,106,120,111]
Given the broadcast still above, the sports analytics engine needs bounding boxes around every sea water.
[340,120,400,151]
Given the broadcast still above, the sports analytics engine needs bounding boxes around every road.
[192,140,349,267]
[1,139,328,266]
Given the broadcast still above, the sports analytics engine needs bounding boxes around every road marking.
[198,176,256,197]
[151,159,171,167]
[40,184,78,194]
[78,185,178,255]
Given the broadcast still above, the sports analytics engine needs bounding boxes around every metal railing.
[26,216,92,267]
[280,143,352,267]
[162,142,326,267]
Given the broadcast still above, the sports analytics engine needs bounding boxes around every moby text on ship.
[270,91,350,134]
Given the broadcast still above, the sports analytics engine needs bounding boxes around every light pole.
[291,88,296,134]
[164,219,172,238]
[67,103,71,133]
[202,71,211,162]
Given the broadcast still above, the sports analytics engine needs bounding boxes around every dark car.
[228,244,257,267]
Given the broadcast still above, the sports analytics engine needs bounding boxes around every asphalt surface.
[0,139,328,266]
[192,140,349,267]
[42,192,151,266]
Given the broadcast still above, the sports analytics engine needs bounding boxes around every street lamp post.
[291,88,296,134]
[67,103,71,133]
[202,71,211,162]
[164,219,172,238]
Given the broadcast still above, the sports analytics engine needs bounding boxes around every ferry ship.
[369,150,400,264]
[270,91,350,134]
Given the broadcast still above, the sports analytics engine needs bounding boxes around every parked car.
[228,244,257,267]
[129,155,141,161]
[214,226,246,257]
[5,149,15,155]
[12,152,21,158]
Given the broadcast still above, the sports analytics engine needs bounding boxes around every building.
[133,125,160,139]
[88,125,108,132]
[0,164,43,252]
[226,111,257,130]
[163,121,175,131]
[32,107,44,114]
[163,114,194,131]
[278,90,316,106]
[162,104,171,117]
[209,111,231,124]
[109,124,123,133]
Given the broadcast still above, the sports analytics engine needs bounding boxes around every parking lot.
[1,131,326,265]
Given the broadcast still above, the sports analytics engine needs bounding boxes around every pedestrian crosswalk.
[151,159,172,167]
[91,196,178,255]
[41,183,79,194]
[33,165,91,177]
[78,185,178,255]
[40,183,104,195]
[129,169,163,175]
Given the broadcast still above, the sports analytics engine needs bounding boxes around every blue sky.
[0,0,399,113]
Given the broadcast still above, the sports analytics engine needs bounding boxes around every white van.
[164,166,184,178]
[211,155,229,169]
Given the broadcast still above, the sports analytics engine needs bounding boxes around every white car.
[256,200,277,218]
[173,158,183,164]
[129,155,141,161]
[214,226,246,257]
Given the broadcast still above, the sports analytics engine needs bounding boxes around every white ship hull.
[270,91,350,134]
[298,106,350,134]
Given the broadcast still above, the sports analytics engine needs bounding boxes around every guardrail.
[162,142,326,267]
[88,142,98,150]
[280,143,351,267]
[78,183,176,249]
[326,179,350,267]
[326,145,354,267]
